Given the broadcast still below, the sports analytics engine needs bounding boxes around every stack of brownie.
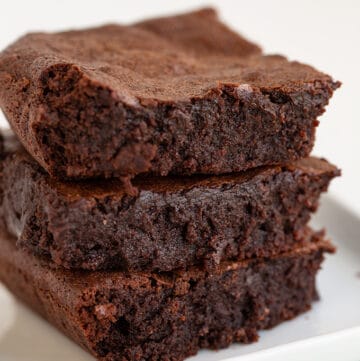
[0,8,340,361]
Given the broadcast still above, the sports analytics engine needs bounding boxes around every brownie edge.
[0,227,332,361]
[0,8,340,179]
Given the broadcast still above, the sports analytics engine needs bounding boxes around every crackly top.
[0,8,337,104]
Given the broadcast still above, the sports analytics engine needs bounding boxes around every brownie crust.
[0,133,340,271]
[0,227,332,361]
[0,9,339,179]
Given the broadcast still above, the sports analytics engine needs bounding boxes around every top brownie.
[0,8,339,179]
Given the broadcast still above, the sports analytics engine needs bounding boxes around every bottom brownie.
[0,227,332,361]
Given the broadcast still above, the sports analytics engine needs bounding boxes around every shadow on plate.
[0,299,92,361]
[312,195,360,255]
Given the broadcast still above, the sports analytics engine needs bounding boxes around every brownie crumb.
[0,8,339,179]
[0,227,333,361]
[0,133,340,272]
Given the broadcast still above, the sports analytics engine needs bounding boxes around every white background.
[0,0,359,214]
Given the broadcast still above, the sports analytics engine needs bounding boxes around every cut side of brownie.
[0,8,339,179]
[0,132,340,271]
[0,226,333,361]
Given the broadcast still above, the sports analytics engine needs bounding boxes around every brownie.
[0,8,339,179]
[0,132,340,271]
[0,226,333,361]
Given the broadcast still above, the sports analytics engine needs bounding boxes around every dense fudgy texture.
[0,227,333,361]
[0,132,340,271]
[0,8,339,179]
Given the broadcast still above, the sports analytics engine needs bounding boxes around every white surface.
[0,0,359,213]
[0,196,360,361]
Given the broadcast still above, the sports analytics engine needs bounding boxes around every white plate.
[0,195,359,361]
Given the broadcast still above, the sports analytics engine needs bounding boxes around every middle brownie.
[0,134,339,271]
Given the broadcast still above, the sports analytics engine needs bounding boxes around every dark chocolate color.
[0,227,333,361]
[0,9,339,179]
[0,132,340,271]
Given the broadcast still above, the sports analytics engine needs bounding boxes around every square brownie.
[0,132,339,271]
[0,226,333,361]
[0,9,339,179]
